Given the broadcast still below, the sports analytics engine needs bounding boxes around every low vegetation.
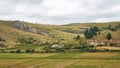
[0,52,120,68]
[0,20,120,68]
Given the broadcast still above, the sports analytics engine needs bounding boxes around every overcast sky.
[0,0,120,25]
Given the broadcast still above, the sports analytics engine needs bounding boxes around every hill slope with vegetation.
[0,20,120,53]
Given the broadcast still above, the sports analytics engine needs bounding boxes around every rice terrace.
[1,0,120,68]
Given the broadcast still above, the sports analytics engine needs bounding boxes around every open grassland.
[0,21,78,48]
[0,52,120,68]
[0,21,120,48]
[0,21,54,48]
[94,30,120,40]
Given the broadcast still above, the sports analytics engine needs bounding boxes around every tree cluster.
[84,26,99,39]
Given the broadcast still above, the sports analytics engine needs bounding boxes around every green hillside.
[0,20,78,48]
[0,20,120,52]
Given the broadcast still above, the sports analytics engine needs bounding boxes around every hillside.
[0,20,120,51]
[0,20,78,48]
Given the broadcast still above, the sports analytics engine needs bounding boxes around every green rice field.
[0,52,120,68]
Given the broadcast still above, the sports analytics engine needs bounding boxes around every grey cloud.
[0,0,120,25]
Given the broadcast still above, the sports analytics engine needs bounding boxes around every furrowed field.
[0,52,120,68]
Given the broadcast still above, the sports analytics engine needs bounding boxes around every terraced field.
[0,52,120,68]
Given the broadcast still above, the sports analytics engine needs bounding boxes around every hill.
[0,20,78,48]
[0,20,120,52]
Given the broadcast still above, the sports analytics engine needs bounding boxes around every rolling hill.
[0,20,120,49]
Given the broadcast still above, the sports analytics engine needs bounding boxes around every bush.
[87,48,97,52]
[107,33,112,40]
[26,49,31,53]
[73,46,81,49]
[56,48,65,52]
[0,38,6,42]
[74,35,81,40]
[31,49,35,53]
[26,49,35,53]
[10,51,15,53]
[16,50,21,53]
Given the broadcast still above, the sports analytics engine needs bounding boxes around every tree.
[26,49,31,53]
[85,30,93,39]
[0,38,3,41]
[84,26,99,39]
[0,38,5,42]
[107,33,112,40]
[108,25,116,31]
[31,49,35,53]
[93,26,99,32]
[26,49,35,53]
[16,49,21,53]
[108,25,112,30]
[75,35,81,40]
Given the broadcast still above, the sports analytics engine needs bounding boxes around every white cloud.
[0,0,120,25]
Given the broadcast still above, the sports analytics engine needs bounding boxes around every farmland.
[0,52,120,68]
[1,0,120,67]
[0,21,120,68]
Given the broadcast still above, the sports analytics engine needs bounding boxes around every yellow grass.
[74,52,118,59]
[0,59,33,67]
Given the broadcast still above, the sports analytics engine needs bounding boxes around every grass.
[0,20,78,48]
[45,53,83,59]
[0,21,120,48]
[74,52,119,59]
[0,52,119,59]
[0,59,120,68]
[0,21,120,68]
[0,53,57,59]
[9,59,54,68]
[15,44,44,50]
[38,59,79,68]
[65,59,120,68]
[0,52,120,68]
[94,30,120,40]
[0,59,33,68]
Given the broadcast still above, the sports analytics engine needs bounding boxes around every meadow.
[0,52,120,68]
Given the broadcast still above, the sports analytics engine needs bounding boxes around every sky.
[0,0,120,25]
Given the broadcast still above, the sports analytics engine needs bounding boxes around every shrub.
[10,51,15,53]
[26,49,35,53]
[107,33,112,40]
[74,35,81,40]
[0,38,6,42]
[56,48,65,52]
[31,49,35,53]
[16,49,21,53]
[26,49,31,53]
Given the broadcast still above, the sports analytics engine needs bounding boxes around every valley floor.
[0,52,120,68]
